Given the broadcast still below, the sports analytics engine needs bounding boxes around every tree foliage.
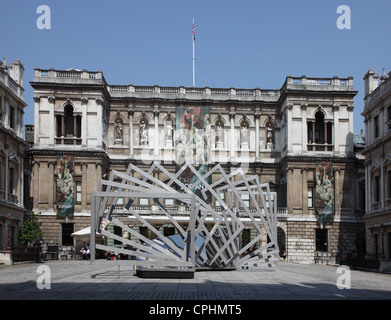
[20,212,43,245]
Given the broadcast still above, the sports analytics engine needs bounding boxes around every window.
[374,115,379,138]
[163,227,175,236]
[140,198,149,205]
[8,167,14,194]
[308,186,314,208]
[241,194,250,208]
[114,226,122,246]
[61,223,74,246]
[114,186,123,205]
[216,190,225,207]
[388,171,391,199]
[315,229,328,252]
[374,175,380,203]
[76,181,82,203]
[9,106,14,130]
[56,105,82,144]
[165,198,174,205]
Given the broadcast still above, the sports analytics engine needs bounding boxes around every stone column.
[302,168,308,214]
[254,109,260,161]
[48,96,55,145]
[48,162,55,209]
[33,96,40,145]
[82,163,88,210]
[96,98,104,147]
[301,104,308,152]
[32,162,40,209]
[128,105,134,157]
[229,107,235,160]
[286,104,293,153]
[287,167,294,213]
[333,104,340,153]
[153,105,159,158]
[81,97,88,146]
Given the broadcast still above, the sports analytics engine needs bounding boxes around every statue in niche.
[166,121,173,142]
[267,122,273,143]
[139,120,148,146]
[215,122,224,148]
[115,119,123,140]
[241,122,249,147]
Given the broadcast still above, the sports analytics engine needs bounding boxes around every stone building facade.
[362,68,391,272]
[0,58,28,264]
[30,68,365,263]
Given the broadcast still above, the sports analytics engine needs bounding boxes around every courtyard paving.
[0,259,390,301]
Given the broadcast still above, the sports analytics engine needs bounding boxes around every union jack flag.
[193,20,195,41]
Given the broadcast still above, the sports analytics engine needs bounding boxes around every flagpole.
[192,18,195,87]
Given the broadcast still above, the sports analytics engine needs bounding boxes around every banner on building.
[315,161,334,226]
[175,106,211,166]
[56,155,75,218]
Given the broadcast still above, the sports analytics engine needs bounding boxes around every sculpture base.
[136,269,194,279]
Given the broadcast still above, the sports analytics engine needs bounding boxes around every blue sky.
[2,0,391,134]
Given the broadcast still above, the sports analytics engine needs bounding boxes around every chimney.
[380,68,388,83]
[363,69,379,97]
[9,59,24,87]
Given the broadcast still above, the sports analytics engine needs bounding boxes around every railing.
[0,190,5,200]
[307,144,334,152]
[56,71,81,79]
[106,204,288,218]
[55,137,82,145]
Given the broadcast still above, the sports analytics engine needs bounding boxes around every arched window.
[56,104,81,145]
[307,110,332,151]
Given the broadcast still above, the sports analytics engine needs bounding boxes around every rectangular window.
[114,187,123,205]
[140,198,149,205]
[374,115,379,138]
[388,233,391,259]
[114,226,122,246]
[61,223,74,246]
[165,198,174,205]
[374,175,380,202]
[241,194,250,208]
[9,167,14,194]
[76,181,82,203]
[9,106,14,130]
[308,187,314,208]
[216,190,225,207]
[388,171,391,199]
[315,229,328,252]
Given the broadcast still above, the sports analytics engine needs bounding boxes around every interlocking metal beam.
[90,162,279,270]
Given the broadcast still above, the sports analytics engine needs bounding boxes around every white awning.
[71,227,92,237]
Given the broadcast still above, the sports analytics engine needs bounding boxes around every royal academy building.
[362,68,391,272]
[30,68,365,264]
[0,58,28,265]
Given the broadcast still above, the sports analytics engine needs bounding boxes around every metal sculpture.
[90,162,279,271]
